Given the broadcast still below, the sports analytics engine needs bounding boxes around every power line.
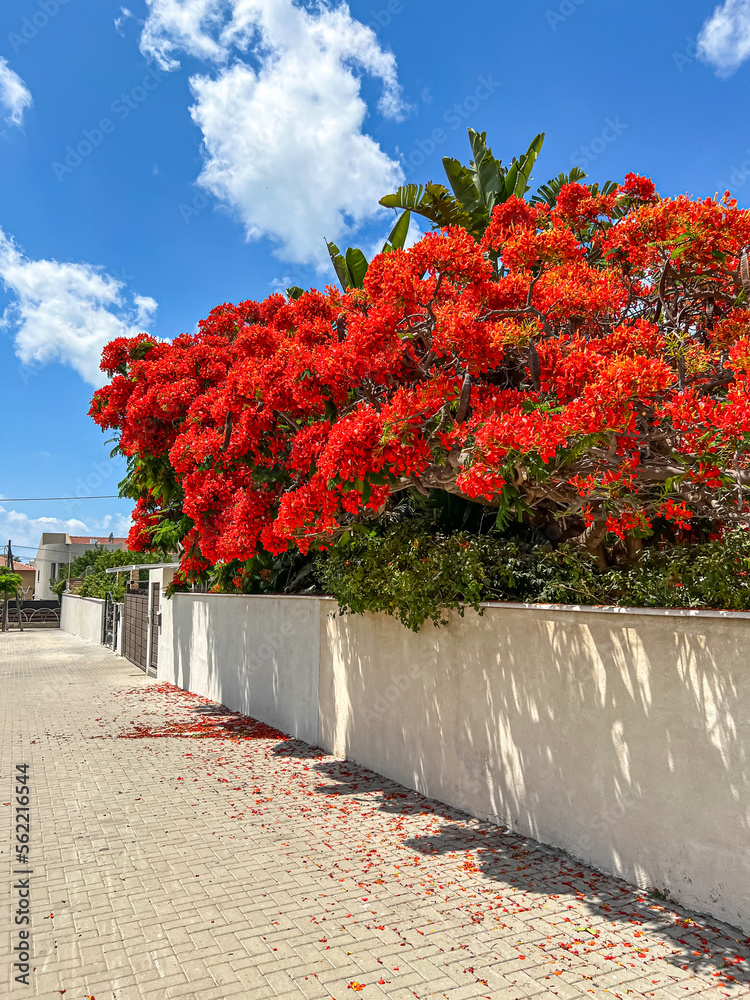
[2,541,128,553]
[2,544,67,553]
[0,496,123,502]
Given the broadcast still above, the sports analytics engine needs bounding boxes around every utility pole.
[4,540,23,633]
[2,539,9,632]
[9,541,23,632]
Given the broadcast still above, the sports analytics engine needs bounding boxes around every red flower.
[88,179,750,583]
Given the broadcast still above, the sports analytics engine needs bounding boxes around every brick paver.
[1,630,749,999]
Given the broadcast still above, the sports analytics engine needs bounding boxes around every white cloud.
[141,0,229,68]
[140,0,405,264]
[0,57,32,127]
[0,229,157,386]
[115,7,136,33]
[0,507,132,553]
[698,0,750,77]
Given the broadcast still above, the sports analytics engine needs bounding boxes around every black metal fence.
[4,600,61,629]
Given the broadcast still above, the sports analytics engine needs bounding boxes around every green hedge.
[317,523,750,631]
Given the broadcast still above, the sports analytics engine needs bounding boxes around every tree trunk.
[578,519,609,571]
[623,533,643,568]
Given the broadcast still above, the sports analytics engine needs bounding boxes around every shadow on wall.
[171,595,320,745]
[322,606,750,930]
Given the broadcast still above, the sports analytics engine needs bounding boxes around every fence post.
[102,593,109,645]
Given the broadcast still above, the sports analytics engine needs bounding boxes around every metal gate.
[103,593,120,649]
[149,583,160,674]
[121,587,149,673]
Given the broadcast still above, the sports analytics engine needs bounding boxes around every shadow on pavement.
[312,759,750,990]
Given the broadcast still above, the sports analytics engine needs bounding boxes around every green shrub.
[53,548,166,602]
[317,523,750,631]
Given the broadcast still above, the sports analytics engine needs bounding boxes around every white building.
[34,533,128,600]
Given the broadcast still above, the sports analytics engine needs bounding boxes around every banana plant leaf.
[326,240,356,290]
[469,129,508,207]
[382,209,412,253]
[443,156,486,216]
[325,242,370,291]
[345,247,369,288]
[501,133,545,203]
[442,130,545,230]
[326,211,412,292]
[531,170,621,208]
[379,182,474,231]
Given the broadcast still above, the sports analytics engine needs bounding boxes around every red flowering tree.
[90,141,750,584]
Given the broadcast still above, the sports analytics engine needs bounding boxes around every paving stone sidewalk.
[1,630,749,1000]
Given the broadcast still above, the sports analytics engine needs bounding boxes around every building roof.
[105,562,180,574]
[68,536,129,546]
[13,563,34,571]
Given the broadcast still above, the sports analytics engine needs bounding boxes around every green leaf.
[443,155,485,215]
[286,285,305,301]
[379,183,423,212]
[494,485,520,532]
[504,133,545,201]
[326,240,352,291]
[345,247,370,289]
[379,182,473,231]
[531,167,588,207]
[380,131,550,243]
[382,210,412,253]
[469,130,506,207]
[467,128,490,167]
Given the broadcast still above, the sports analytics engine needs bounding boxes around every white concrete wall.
[155,587,750,932]
[319,603,750,932]
[149,568,173,667]
[158,590,321,746]
[60,594,105,645]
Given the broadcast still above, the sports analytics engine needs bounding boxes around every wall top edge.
[175,593,325,602]
[478,601,750,620]
[61,594,105,606]
[171,591,750,620]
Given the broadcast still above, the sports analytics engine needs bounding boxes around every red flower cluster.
[90,179,750,579]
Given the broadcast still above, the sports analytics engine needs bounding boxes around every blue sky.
[1,0,749,559]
